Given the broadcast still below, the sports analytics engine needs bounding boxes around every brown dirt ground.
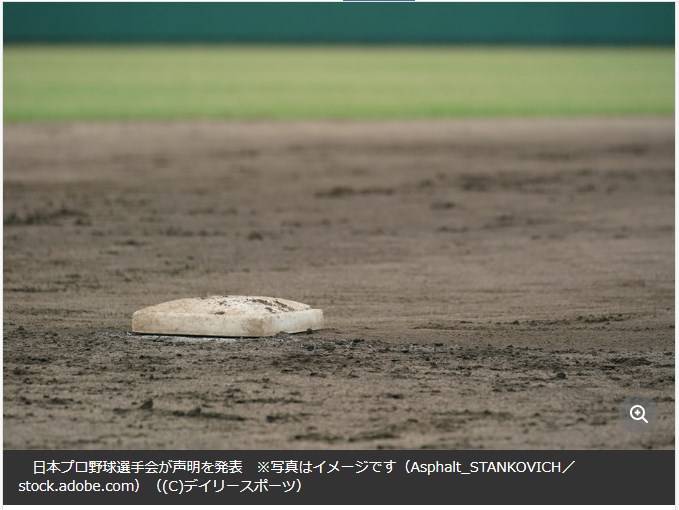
[3,118,674,449]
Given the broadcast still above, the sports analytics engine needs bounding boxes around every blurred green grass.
[4,45,674,121]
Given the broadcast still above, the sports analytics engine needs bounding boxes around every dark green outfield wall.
[4,3,673,45]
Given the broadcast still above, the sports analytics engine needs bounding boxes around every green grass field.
[4,46,674,121]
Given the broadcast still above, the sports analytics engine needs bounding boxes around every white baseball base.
[132,295,323,337]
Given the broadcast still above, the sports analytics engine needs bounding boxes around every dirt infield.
[4,118,674,449]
